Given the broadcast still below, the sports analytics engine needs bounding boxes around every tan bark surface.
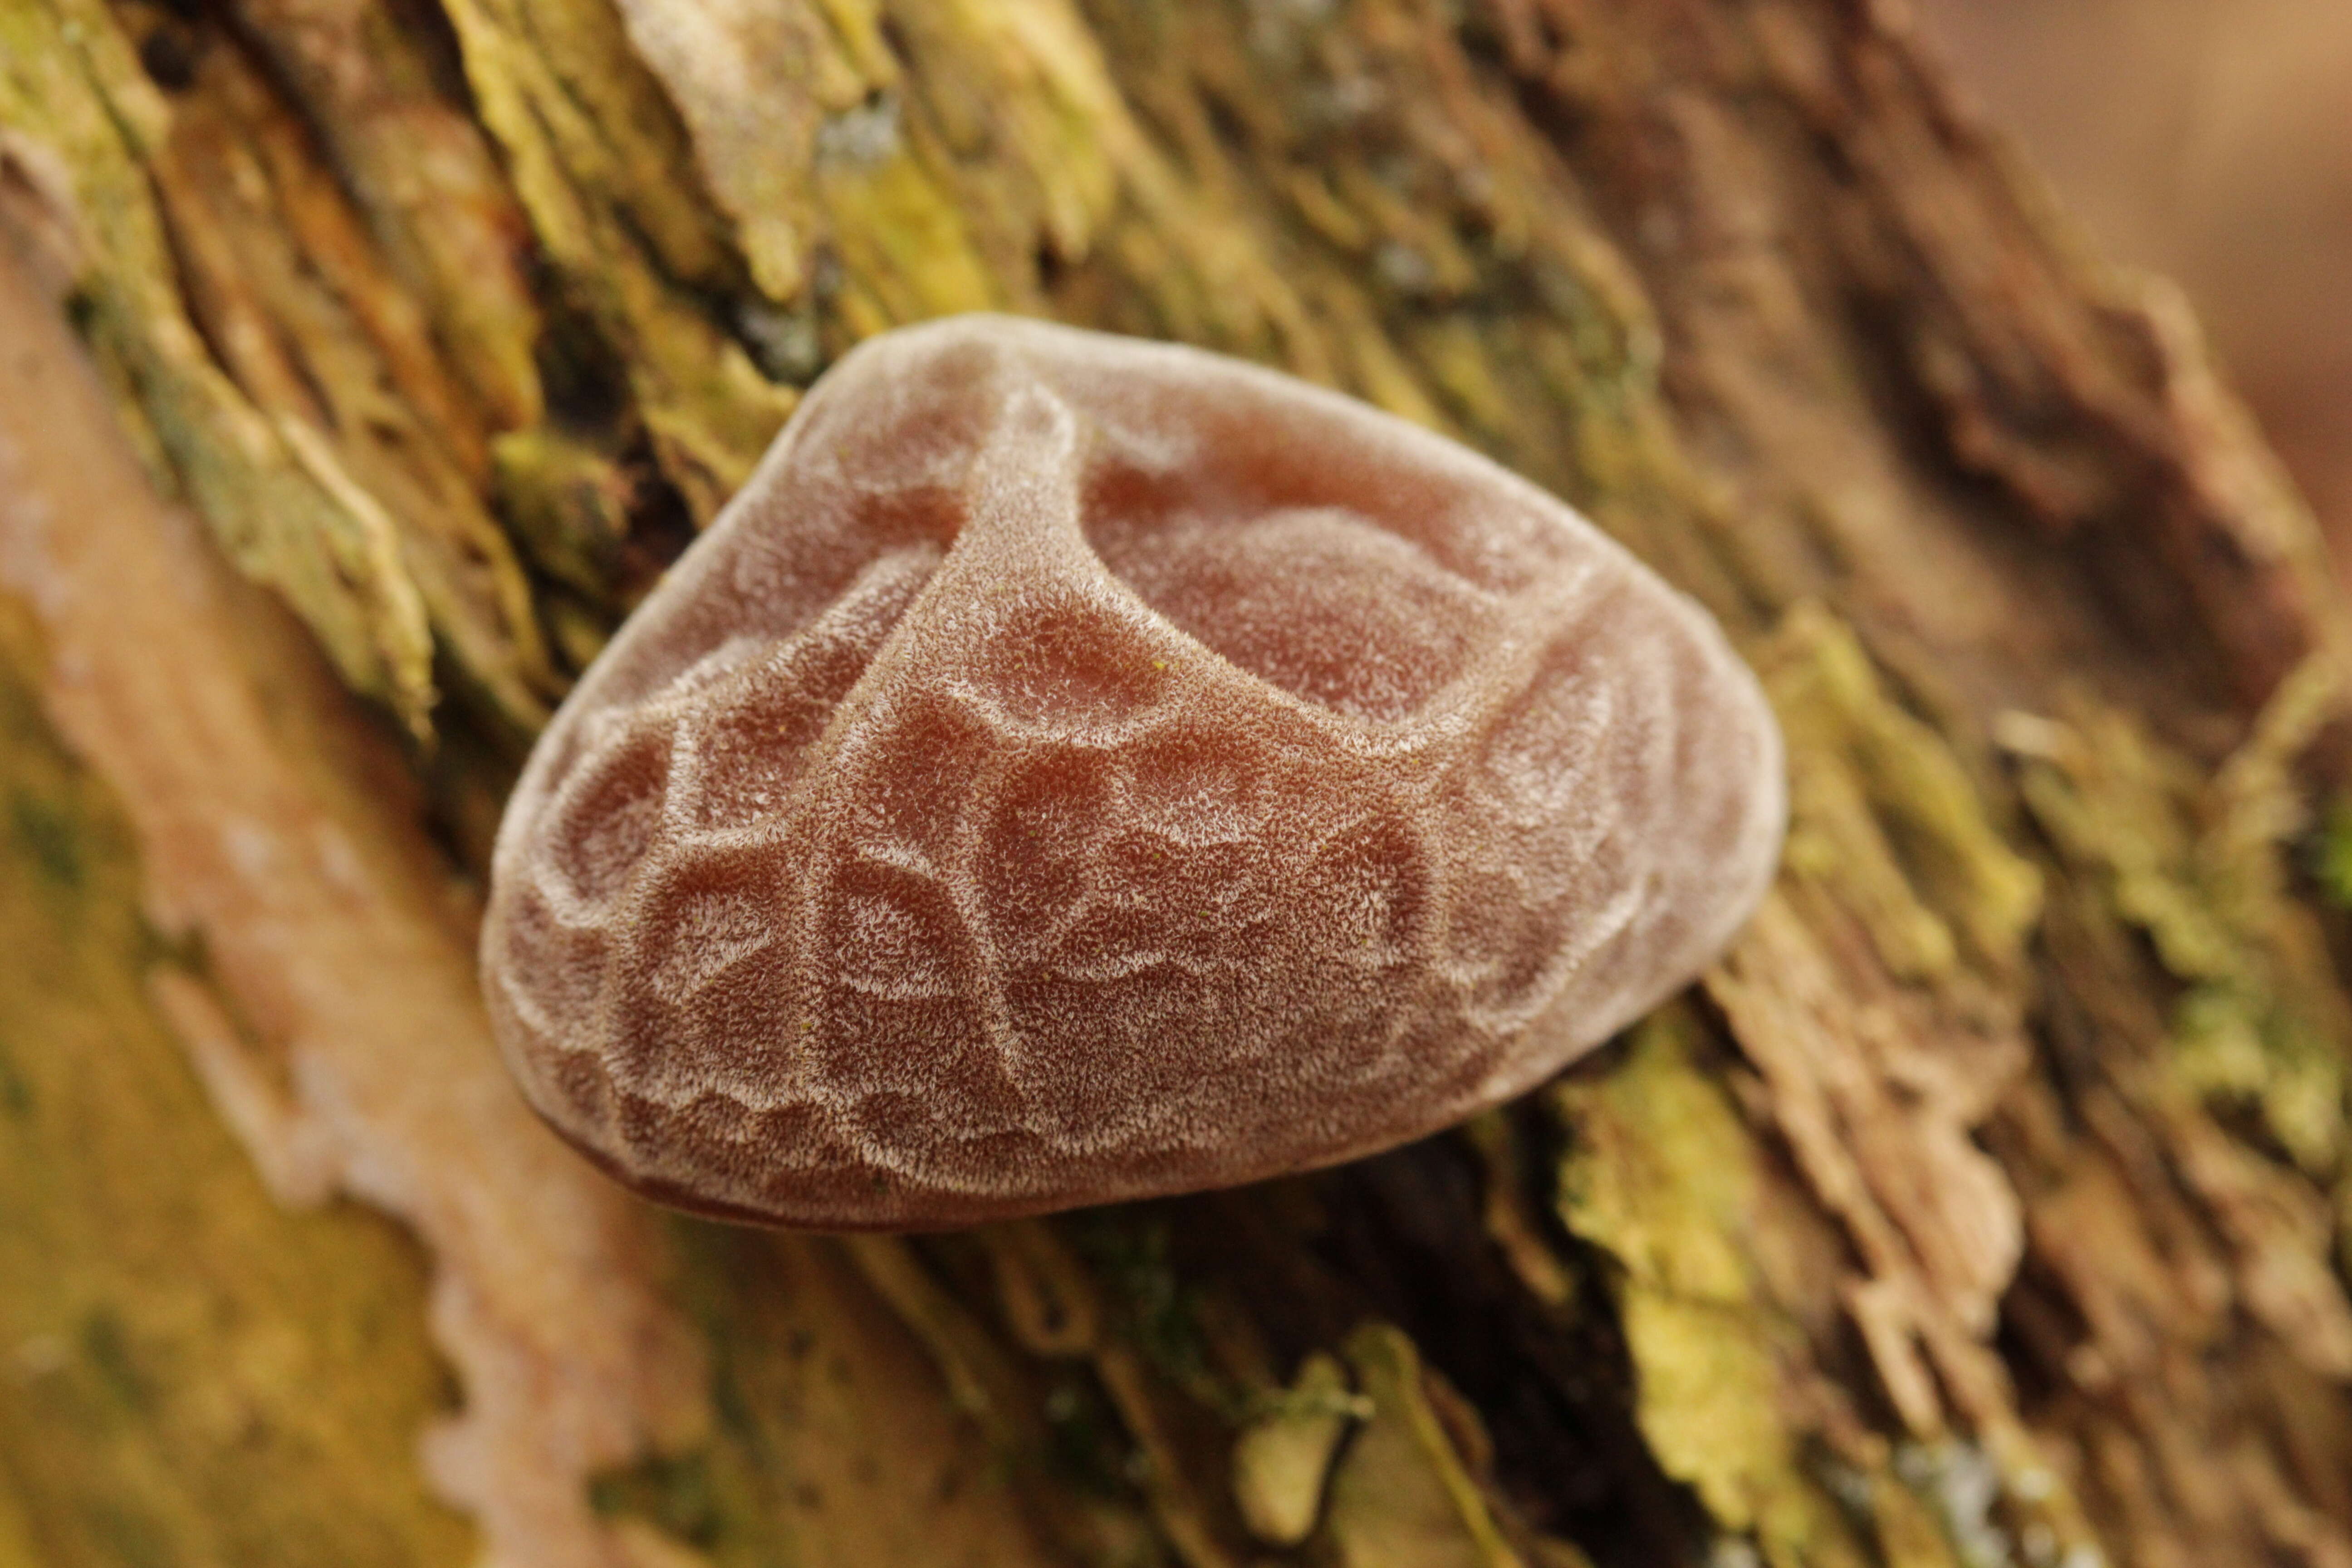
[3,2,2350,1566]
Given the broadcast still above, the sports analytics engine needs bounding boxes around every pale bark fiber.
[2,2,2349,1567]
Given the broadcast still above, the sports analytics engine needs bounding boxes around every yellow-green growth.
[1323,1324,1523,1568]
[1764,604,2043,983]
[1551,1018,1869,1568]
[2012,664,2352,1176]
[0,603,472,1566]
[0,0,439,733]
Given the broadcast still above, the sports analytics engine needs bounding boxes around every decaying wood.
[3,1,2349,1566]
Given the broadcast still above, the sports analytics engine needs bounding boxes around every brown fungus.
[480,315,1785,1230]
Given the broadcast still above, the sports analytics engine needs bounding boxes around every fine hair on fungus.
[480,315,1786,1230]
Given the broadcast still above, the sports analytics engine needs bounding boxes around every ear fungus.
[480,314,1786,1230]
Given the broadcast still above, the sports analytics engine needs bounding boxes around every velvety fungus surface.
[480,315,1785,1229]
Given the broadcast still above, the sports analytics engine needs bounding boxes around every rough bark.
[3,2,2350,1567]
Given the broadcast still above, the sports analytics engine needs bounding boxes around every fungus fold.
[480,315,1785,1229]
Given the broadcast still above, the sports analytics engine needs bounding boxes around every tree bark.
[3,2,2350,1566]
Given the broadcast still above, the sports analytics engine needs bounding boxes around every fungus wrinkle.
[480,315,1786,1230]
